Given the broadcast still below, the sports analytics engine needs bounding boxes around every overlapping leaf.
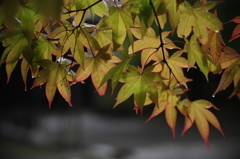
[99,58,130,94]
[146,90,180,137]
[108,4,135,51]
[213,48,240,98]
[74,44,120,95]
[129,27,179,66]
[1,25,28,82]
[31,59,75,107]
[114,65,165,113]
[177,1,222,44]
[202,29,224,61]
[166,51,193,88]
[157,0,180,32]
[184,35,209,80]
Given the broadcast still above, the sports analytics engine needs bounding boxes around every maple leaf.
[165,50,193,88]
[184,35,209,80]
[92,28,112,48]
[213,46,240,99]
[139,0,155,37]
[181,99,225,147]
[83,0,109,18]
[202,29,224,61]
[99,58,130,94]
[228,16,240,42]
[146,88,181,138]
[177,1,222,44]
[31,58,75,107]
[129,27,179,66]
[114,65,164,114]
[15,4,36,45]
[74,44,120,96]
[158,0,181,32]
[0,24,28,82]
[108,3,135,51]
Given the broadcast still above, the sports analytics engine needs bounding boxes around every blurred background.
[1,0,240,159]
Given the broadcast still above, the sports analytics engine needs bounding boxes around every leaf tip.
[171,127,176,138]
[145,115,154,123]
[205,141,210,148]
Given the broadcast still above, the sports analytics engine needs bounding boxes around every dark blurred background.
[0,0,240,159]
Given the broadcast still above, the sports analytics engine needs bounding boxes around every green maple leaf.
[34,35,56,61]
[114,65,164,114]
[181,99,225,148]
[31,59,75,107]
[99,58,130,94]
[177,1,222,44]
[158,0,181,32]
[32,0,63,20]
[17,4,35,44]
[20,35,57,88]
[109,4,135,51]
[1,24,28,82]
[74,44,120,96]
[92,28,112,48]
[184,35,209,80]
[88,0,109,18]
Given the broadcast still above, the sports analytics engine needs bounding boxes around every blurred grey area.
[0,92,240,159]
[1,1,240,159]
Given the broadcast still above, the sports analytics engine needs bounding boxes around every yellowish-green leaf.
[114,65,164,113]
[166,50,192,88]
[178,1,222,43]
[110,7,126,51]
[162,0,180,32]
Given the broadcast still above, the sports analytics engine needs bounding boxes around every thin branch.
[149,0,180,86]
[63,0,103,14]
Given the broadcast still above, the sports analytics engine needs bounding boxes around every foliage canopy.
[0,0,240,147]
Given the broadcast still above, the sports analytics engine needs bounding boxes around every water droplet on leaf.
[212,95,215,98]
